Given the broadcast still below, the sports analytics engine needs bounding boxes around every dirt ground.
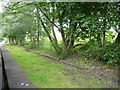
[63,54,118,88]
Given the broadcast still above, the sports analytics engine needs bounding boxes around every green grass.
[5,45,78,88]
[5,44,116,88]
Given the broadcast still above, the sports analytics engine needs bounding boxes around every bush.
[103,52,118,64]
[99,44,120,65]
[79,39,98,51]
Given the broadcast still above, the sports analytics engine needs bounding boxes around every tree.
[2,2,119,56]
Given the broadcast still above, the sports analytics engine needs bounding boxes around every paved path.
[0,42,3,89]
[0,49,2,90]
[0,43,35,89]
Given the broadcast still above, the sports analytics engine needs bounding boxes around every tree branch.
[35,3,61,32]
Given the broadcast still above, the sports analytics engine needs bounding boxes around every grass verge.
[5,44,117,88]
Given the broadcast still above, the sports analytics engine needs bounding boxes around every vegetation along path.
[5,45,118,88]
[0,1,120,89]
[23,47,118,85]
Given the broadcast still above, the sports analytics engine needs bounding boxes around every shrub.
[99,44,120,65]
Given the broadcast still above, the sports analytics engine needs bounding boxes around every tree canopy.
[1,2,120,65]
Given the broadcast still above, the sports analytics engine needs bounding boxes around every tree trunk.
[115,32,120,44]
[8,38,11,44]
[36,4,60,53]
[36,7,40,47]
[51,4,58,44]
[97,33,103,47]
[40,16,60,51]
[11,38,14,44]
[67,22,77,53]
[103,31,106,46]
[52,19,58,44]
[59,17,67,55]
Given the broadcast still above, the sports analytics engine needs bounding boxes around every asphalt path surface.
[0,42,3,89]
[0,42,35,89]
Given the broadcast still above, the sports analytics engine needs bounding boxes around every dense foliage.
[1,2,120,65]
[99,44,120,65]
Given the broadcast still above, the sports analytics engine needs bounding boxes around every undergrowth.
[75,40,119,66]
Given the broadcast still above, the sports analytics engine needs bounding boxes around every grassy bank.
[5,44,117,88]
